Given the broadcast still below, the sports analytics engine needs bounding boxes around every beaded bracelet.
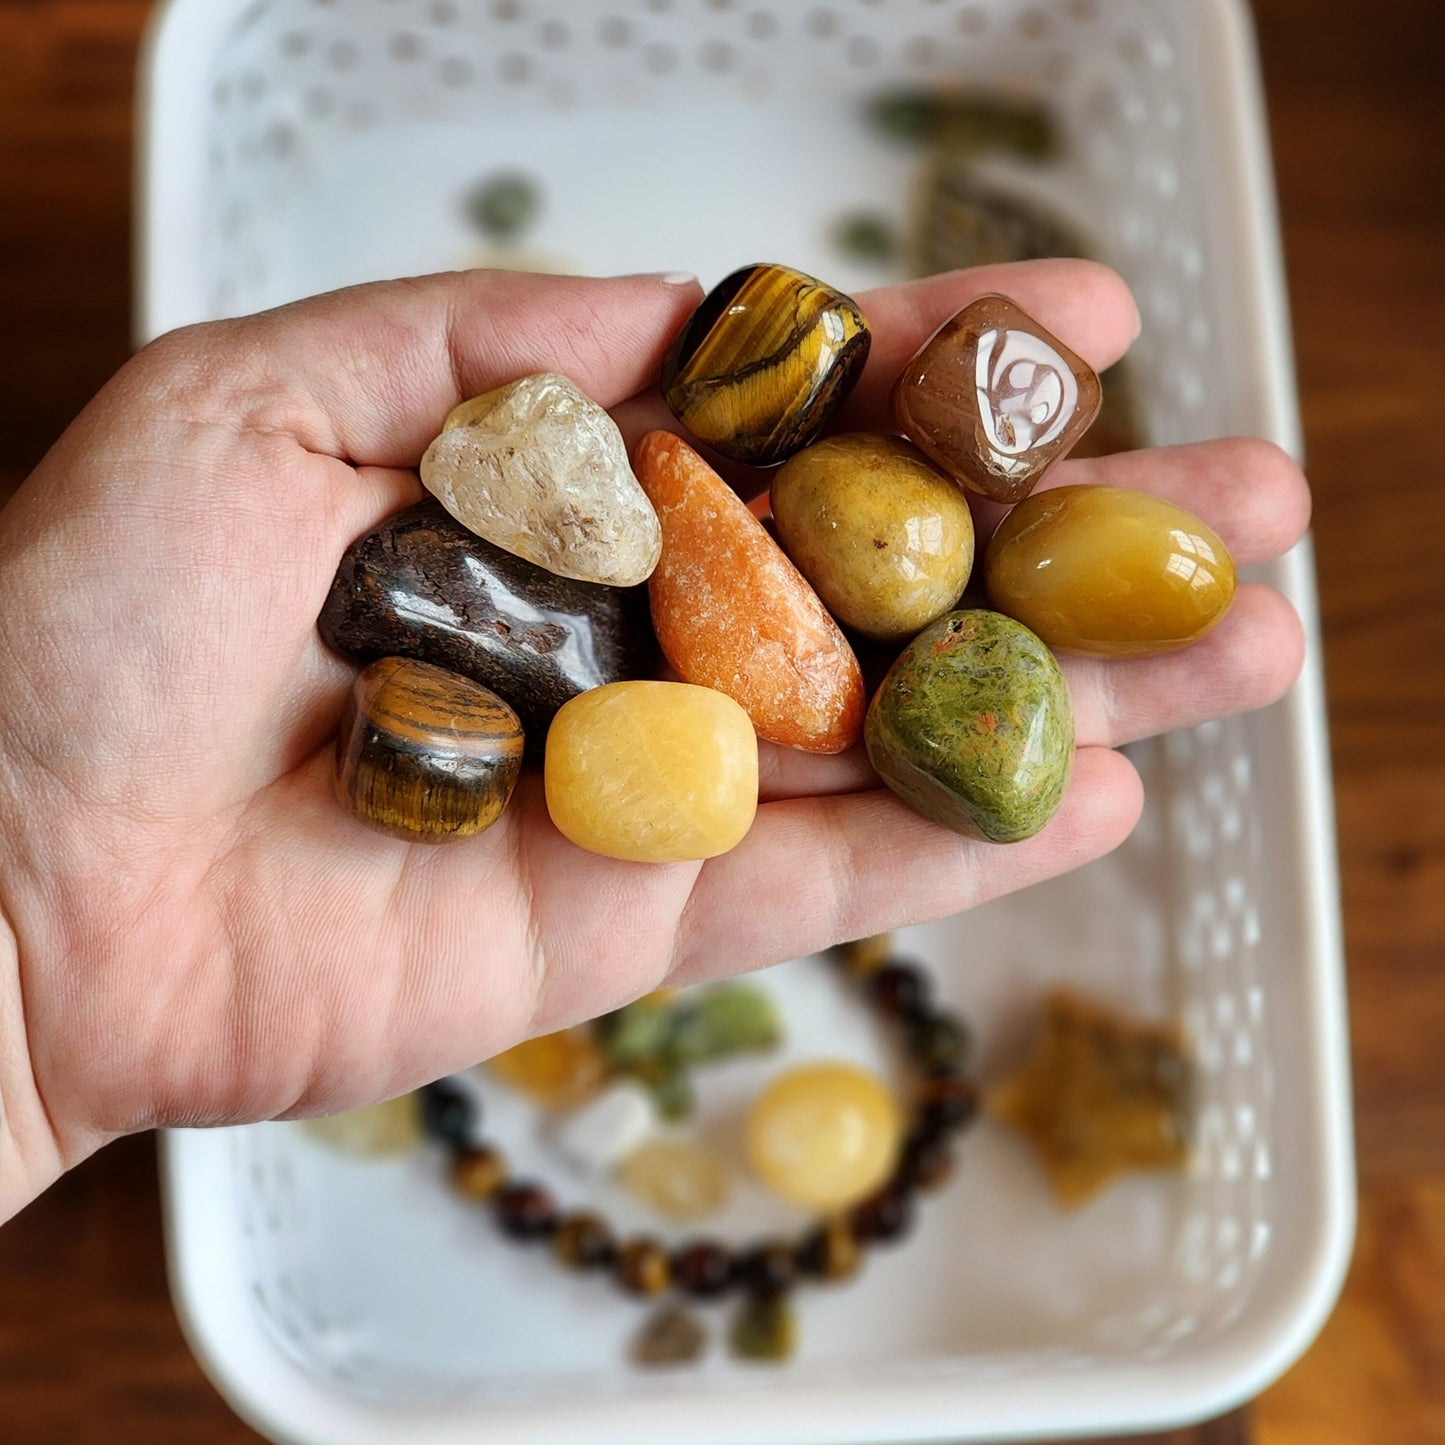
[418,945,979,1365]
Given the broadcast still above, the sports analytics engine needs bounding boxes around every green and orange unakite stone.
[864,610,1074,843]
[661,264,871,466]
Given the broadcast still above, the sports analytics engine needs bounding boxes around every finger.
[672,745,1142,983]
[758,740,876,802]
[154,270,703,468]
[841,259,1141,433]
[1061,583,1306,749]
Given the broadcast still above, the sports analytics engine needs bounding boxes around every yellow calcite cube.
[544,681,759,863]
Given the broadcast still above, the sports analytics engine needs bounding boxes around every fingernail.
[615,270,698,287]
[1132,308,1144,342]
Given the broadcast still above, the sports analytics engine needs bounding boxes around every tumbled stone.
[865,611,1073,843]
[551,1082,654,1175]
[619,1139,731,1221]
[632,1306,707,1367]
[893,294,1100,504]
[636,432,865,753]
[545,680,758,862]
[988,989,1193,1207]
[746,1063,902,1211]
[729,1297,798,1363]
[661,263,870,465]
[318,498,655,746]
[771,434,975,642]
[420,372,661,585]
[486,1028,609,1111]
[302,1094,422,1156]
[985,484,1237,656]
[334,658,523,844]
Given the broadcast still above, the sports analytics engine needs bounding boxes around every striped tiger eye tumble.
[616,1237,673,1297]
[795,1217,862,1282]
[335,657,523,844]
[661,264,871,465]
[450,1145,508,1200]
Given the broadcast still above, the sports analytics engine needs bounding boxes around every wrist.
[0,902,65,1221]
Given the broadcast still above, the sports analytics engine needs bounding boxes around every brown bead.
[672,1240,737,1299]
[917,1076,980,1139]
[616,1237,673,1297]
[736,1242,797,1299]
[865,961,932,1022]
[450,1145,507,1200]
[850,1184,915,1244]
[907,1011,972,1076]
[830,933,894,977]
[552,1212,616,1270]
[896,1131,955,1191]
[892,293,1101,504]
[795,1217,862,1282]
[493,1182,559,1241]
[334,657,523,843]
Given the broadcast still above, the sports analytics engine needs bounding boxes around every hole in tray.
[280,28,312,56]
[1067,0,1099,19]
[498,50,534,83]
[845,33,879,66]
[644,40,679,72]
[807,8,840,39]
[646,0,673,11]
[429,0,458,21]
[746,10,779,39]
[438,55,474,87]
[903,35,936,65]
[327,38,361,70]
[303,85,333,116]
[239,71,266,102]
[1016,7,1050,39]
[699,38,736,71]
[388,30,424,60]
[491,0,522,20]
[538,18,570,49]
[598,14,631,46]
[955,6,988,34]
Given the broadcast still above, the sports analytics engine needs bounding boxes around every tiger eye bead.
[917,1075,981,1138]
[896,1131,956,1191]
[616,1237,673,1297]
[908,1011,972,1076]
[866,961,932,1023]
[552,1212,617,1270]
[494,1182,559,1241]
[796,1217,863,1282]
[419,1080,477,1149]
[850,1184,915,1244]
[335,657,523,844]
[450,1145,508,1200]
[672,1240,737,1299]
[737,1242,798,1300]
[661,264,871,466]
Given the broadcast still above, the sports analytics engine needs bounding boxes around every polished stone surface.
[985,484,1237,656]
[420,372,661,584]
[661,263,870,466]
[318,498,655,747]
[543,680,758,863]
[636,431,865,754]
[771,433,975,641]
[893,294,1100,504]
[486,1029,609,1111]
[618,1139,731,1222]
[334,657,523,844]
[865,611,1074,843]
[745,1062,902,1211]
[988,989,1193,1208]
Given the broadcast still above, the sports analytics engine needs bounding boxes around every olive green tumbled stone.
[864,610,1073,843]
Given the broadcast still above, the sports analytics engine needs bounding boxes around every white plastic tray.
[139,1,1354,1441]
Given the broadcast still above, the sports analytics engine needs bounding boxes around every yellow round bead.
[745,1062,903,1210]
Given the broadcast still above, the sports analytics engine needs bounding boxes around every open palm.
[0,262,1309,1203]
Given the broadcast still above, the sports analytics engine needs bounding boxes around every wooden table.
[1,2,1442,1440]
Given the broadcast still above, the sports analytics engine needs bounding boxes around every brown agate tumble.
[892,294,1101,504]
[318,499,655,747]
[335,657,523,844]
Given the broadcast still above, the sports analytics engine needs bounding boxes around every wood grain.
[1,0,1444,1441]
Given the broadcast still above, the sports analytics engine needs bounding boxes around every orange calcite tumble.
[487,1029,609,1110]
[634,431,865,753]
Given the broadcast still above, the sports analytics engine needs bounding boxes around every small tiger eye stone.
[661,263,871,466]
[746,1063,903,1211]
[420,372,661,586]
[795,1217,863,1282]
[335,657,523,844]
[893,294,1101,504]
[771,434,975,642]
[552,1212,617,1270]
[636,432,865,754]
[616,1237,673,1297]
[984,485,1237,657]
[544,680,759,863]
[487,1029,609,1111]
[451,1144,508,1199]
[864,610,1074,844]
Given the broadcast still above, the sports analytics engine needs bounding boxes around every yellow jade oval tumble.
[746,1062,903,1211]
[545,681,759,863]
[985,485,1237,657]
